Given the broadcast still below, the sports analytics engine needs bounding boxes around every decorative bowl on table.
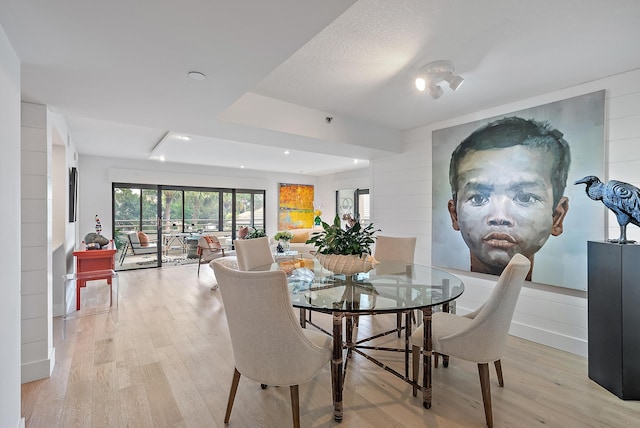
[315,253,379,275]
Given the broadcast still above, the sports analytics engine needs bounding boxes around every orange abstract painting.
[278,183,314,229]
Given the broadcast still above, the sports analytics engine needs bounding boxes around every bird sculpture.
[575,175,640,244]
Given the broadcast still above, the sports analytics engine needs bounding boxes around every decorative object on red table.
[95,214,102,234]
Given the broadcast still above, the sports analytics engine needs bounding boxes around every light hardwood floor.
[22,264,640,427]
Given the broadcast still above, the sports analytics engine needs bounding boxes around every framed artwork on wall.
[278,183,314,229]
[431,90,605,290]
[69,166,78,223]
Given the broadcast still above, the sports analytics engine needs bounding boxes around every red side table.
[73,240,116,310]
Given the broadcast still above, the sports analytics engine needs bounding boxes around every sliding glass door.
[113,184,161,270]
[113,183,265,270]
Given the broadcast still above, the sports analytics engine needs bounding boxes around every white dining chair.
[410,253,530,428]
[373,235,417,336]
[212,261,332,428]
[233,236,274,271]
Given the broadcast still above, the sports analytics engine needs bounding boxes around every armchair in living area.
[197,235,226,275]
[119,231,158,265]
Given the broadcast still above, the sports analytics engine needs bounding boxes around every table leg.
[76,279,82,310]
[331,313,344,421]
[422,307,433,409]
[346,315,354,359]
[299,308,306,328]
[404,310,412,378]
[442,302,450,367]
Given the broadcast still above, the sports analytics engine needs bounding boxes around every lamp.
[415,60,464,99]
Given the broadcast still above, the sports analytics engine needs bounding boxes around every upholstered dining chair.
[410,253,530,428]
[233,236,274,271]
[196,235,225,275]
[212,261,332,428]
[373,235,417,336]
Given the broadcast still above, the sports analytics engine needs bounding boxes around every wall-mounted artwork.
[431,90,605,290]
[68,166,78,223]
[278,183,314,229]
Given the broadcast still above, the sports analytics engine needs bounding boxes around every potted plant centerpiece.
[306,214,380,275]
[274,230,293,252]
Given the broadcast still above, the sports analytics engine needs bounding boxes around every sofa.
[272,228,322,258]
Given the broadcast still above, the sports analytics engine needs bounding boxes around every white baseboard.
[21,346,55,383]
[455,306,588,358]
[509,321,588,357]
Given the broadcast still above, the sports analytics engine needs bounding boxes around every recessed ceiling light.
[240,165,245,169]
[176,135,190,141]
[284,150,290,155]
[158,155,166,162]
[188,71,206,81]
[353,159,359,164]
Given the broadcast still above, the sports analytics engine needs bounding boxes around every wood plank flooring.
[22,264,640,427]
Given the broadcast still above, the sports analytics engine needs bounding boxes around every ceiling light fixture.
[176,135,191,141]
[415,60,464,99]
[188,71,206,81]
[284,150,290,155]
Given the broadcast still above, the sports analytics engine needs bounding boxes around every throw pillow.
[291,229,309,243]
[204,235,221,250]
[137,231,150,247]
[238,226,249,239]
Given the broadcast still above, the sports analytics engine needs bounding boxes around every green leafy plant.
[274,231,293,241]
[246,227,267,239]
[306,214,380,257]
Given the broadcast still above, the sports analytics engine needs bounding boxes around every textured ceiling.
[2,0,640,175]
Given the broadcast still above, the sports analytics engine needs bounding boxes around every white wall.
[48,110,78,316]
[76,156,355,242]
[317,167,371,221]
[0,24,24,428]
[372,68,640,357]
[21,102,55,383]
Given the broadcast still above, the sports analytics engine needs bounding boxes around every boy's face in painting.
[448,145,568,274]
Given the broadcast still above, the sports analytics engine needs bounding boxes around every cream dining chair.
[410,253,530,428]
[212,261,332,428]
[373,235,417,336]
[233,236,274,271]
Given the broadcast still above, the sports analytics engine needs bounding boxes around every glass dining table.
[252,259,464,421]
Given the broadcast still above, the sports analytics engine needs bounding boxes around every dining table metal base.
[301,306,436,421]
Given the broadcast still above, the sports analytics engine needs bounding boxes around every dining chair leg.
[494,359,504,387]
[225,368,241,423]
[197,253,202,275]
[412,345,420,397]
[443,354,450,367]
[434,352,439,368]
[478,363,493,428]
[290,384,300,428]
[396,313,402,337]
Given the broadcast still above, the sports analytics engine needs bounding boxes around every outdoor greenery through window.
[113,184,265,246]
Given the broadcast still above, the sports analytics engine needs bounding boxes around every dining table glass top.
[254,259,464,313]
